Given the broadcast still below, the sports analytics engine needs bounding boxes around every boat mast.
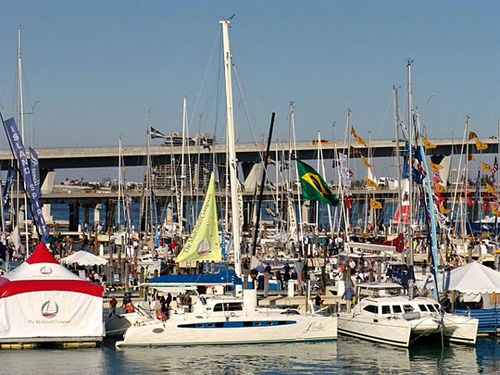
[318,132,333,231]
[179,96,188,237]
[118,136,122,230]
[393,86,404,237]
[145,110,152,247]
[290,103,305,254]
[220,19,241,277]
[406,60,415,299]
[17,26,30,253]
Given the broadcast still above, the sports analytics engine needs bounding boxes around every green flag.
[296,159,339,206]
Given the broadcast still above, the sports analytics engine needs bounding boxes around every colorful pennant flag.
[351,126,367,147]
[480,161,491,172]
[475,138,488,151]
[468,131,478,140]
[430,161,444,171]
[359,154,373,168]
[365,178,379,189]
[150,126,166,139]
[423,137,436,150]
[485,180,496,193]
[438,203,449,215]
[369,198,382,209]
[434,184,446,193]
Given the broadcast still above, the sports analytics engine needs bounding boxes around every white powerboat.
[338,283,478,347]
[116,289,337,347]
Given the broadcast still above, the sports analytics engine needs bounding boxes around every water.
[1,337,498,374]
[49,201,398,232]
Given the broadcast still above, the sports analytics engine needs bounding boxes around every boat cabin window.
[392,305,403,313]
[363,305,379,314]
[213,302,243,312]
[381,305,391,314]
[433,304,440,312]
[402,305,414,313]
[427,304,437,312]
[418,304,428,312]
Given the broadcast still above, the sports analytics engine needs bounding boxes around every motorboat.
[116,288,337,347]
[338,282,478,347]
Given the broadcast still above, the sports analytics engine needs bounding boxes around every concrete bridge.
[0,137,498,172]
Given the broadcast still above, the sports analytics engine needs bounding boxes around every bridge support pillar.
[94,204,102,228]
[68,202,80,231]
[83,204,91,226]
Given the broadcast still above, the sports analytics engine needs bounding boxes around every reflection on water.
[0,337,498,374]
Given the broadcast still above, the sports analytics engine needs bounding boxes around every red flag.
[345,195,352,209]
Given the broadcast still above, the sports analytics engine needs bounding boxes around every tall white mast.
[179,96,188,237]
[17,26,30,253]
[220,19,241,277]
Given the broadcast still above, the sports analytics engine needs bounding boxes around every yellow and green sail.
[176,173,221,263]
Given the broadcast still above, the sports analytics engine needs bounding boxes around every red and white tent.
[0,242,103,343]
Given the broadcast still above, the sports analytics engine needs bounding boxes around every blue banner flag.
[2,167,14,216]
[29,147,41,197]
[3,118,49,241]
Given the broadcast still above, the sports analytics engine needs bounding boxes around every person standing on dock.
[109,295,117,317]
[343,284,355,313]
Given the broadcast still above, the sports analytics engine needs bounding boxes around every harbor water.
[1,337,498,374]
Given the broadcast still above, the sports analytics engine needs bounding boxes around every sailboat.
[116,18,337,348]
[338,62,478,347]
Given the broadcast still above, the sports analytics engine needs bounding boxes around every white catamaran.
[116,19,337,348]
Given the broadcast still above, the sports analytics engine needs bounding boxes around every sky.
[0,1,499,176]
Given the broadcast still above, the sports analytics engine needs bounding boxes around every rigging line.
[232,37,272,114]
[188,29,220,132]
[231,64,264,155]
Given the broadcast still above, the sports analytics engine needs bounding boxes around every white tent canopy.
[0,243,103,343]
[442,261,500,295]
[61,251,108,266]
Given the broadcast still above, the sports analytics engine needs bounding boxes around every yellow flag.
[370,198,382,209]
[423,137,436,150]
[439,203,449,214]
[492,203,499,215]
[480,161,491,172]
[351,126,367,147]
[434,184,446,193]
[360,154,373,168]
[486,181,496,193]
[475,138,488,151]
[176,173,221,263]
[366,178,379,189]
[468,153,475,161]
[430,162,443,171]
[468,131,478,140]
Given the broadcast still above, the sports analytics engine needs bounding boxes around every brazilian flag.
[296,159,339,206]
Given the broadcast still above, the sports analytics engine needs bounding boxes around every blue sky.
[0,0,499,152]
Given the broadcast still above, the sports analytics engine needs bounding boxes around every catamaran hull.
[442,315,479,345]
[338,315,413,347]
[116,313,337,347]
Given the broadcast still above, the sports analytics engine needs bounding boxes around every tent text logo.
[41,300,59,318]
